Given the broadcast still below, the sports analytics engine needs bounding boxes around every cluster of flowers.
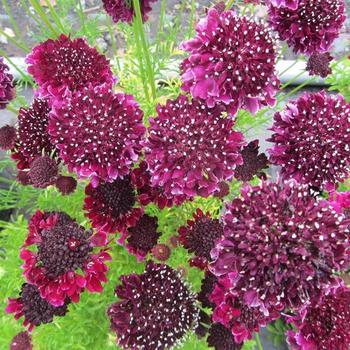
[1,0,350,349]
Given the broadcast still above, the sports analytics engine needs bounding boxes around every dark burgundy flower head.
[10,331,32,350]
[49,84,145,185]
[198,271,217,309]
[268,92,350,190]
[6,283,69,331]
[84,177,143,236]
[214,181,230,199]
[17,171,31,186]
[0,57,15,110]
[26,34,114,100]
[29,156,59,189]
[264,0,298,9]
[0,124,17,150]
[287,286,350,350]
[108,262,199,350]
[151,243,171,261]
[306,52,333,78]
[210,180,350,318]
[235,140,268,182]
[180,9,279,116]
[207,323,242,350]
[12,98,55,170]
[55,175,77,195]
[119,214,160,261]
[268,0,346,55]
[144,95,245,199]
[20,210,111,306]
[102,0,157,24]
[178,208,223,269]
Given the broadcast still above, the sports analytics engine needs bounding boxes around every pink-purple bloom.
[180,8,279,116]
[264,0,298,9]
[0,57,15,110]
[0,124,17,150]
[306,53,333,78]
[10,331,32,350]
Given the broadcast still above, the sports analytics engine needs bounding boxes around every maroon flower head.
[180,9,279,116]
[20,210,111,306]
[268,92,350,190]
[213,181,230,199]
[287,286,350,350]
[17,171,31,186]
[235,140,268,182]
[178,208,223,269]
[10,331,32,350]
[0,124,17,150]
[108,262,199,350]
[6,283,69,331]
[210,180,350,317]
[207,323,242,350]
[55,175,77,195]
[198,271,217,309]
[151,243,171,261]
[264,0,298,9]
[0,57,15,110]
[26,34,114,100]
[102,0,157,24]
[29,156,59,189]
[145,95,245,199]
[84,177,143,235]
[268,0,346,55]
[49,84,145,184]
[306,52,333,78]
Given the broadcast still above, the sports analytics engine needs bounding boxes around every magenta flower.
[10,331,32,350]
[144,95,245,199]
[268,92,350,190]
[268,0,346,55]
[49,84,145,184]
[107,262,199,350]
[287,286,350,350]
[26,34,114,100]
[55,176,77,195]
[20,211,111,307]
[0,57,15,110]
[29,156,59,189]
[207,323,242,350]
[102,0,157,24]
[178,208,223,269]
[306,53,333,78]
[0,124,17,150]
[265,0,298,9]
[180,8,279,116]
[329,191,350,214]
[6,283,69,331]
[210,180,350,317]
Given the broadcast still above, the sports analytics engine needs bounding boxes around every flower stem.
[226,0,235,10]
[255,333,264,350]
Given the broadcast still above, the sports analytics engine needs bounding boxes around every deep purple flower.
[198,271,217,309]
[234,140,268,182]
[306,53,333,78]
[210,180,350,317]
[20,210,111,307]
[29,156,59,189]
[107,262,199,350]
[17,171,31,186]
[213,181,230,199]
[26,34,114,100]
[0,57,15,110]
[49,84,145,184]
[0,124,16,150]
[207,323,242,350]
[10,331,32,350]
[264,0,298,9]
[6,283,69,331]
[151,243,171,261]
[180,9,279,116]
[144,95,245,199]
[268,92,350,190]
[55,176,77,195]
[102,0,157,24]
[287,286,350,350]
[178,208,224,269]
[268,0,346,55]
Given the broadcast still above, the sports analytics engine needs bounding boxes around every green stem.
[186,0,196,39]
[106,17,120,71]
[255,333,264,350]
[44,0,66,34]
[0,51,31,82]
[0,28,29,52]
[77,0,87,37]
[226,0,235,10]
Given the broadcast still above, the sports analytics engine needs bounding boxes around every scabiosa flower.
[268,0,346,55]
[107,262,199,350]
[49,84,145,184]
[26,34,114,100]
[20,210,111,307]
[0,57,15,110]
[151,243,171,261]
[145,95,244,199]
[84,177,143,237]
[55,175,77,195]
[29,156,58,189]
[306,52,333,78]
[235,140,268,182]
[329,191,350,214]
[268,92,350,190]
[207,323,242,350]
[10,331,32,350]
[6,283,69,331]
[264,0,298,9]
[180,8,279,116]
[198,272,217,309]
[102,0,157,24]
[287,286,350,350]
[12,98,55,170]
[178,208,224,269]
[210,180,350,318]
[0,124,17,150]
[17,171,31,186]
[213,181,230,198]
